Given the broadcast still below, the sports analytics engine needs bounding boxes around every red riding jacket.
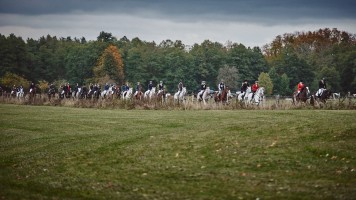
[252,84,259,92]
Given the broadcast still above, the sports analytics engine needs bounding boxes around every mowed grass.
[0,104,355,199]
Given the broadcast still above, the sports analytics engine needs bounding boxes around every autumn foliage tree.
[0,72,30,90]
[93,45,124,85]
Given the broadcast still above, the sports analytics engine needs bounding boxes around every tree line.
[1,28,355,95]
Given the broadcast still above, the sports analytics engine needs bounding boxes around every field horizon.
[0,104,355,199]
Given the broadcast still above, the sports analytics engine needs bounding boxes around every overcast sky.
[0,0,355,47]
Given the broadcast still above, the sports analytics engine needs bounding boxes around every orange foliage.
[263,28,356,63]
[94,45,125,85]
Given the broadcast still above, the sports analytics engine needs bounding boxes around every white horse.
[174,87,187,103]
[197,87,210,105]
[144,87,156,100]
[101,88,108,99]
[247,87,265,105]
[16,88,24,98]
[122,88,133,100]
[72,87,82,99]
[237,87,251,102]
[101,86,115,99]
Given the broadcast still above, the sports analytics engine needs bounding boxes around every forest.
[0,28,355,96]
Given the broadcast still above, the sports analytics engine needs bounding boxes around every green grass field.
[0,104,355,199]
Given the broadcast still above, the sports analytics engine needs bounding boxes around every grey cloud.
[1,0,355,24]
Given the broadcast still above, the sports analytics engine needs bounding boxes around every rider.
[198,81,207,98]
[218,80,225,96]
[104,83,109,91]
[11,84,17,95]
[177,80,184,95]
[251,81,259,99]
[157,81,164,96]
[18,85,24,95]
[29,82,35,93]
[134,82,142,97]
[121,82,129,97]
[93,84,98,93]
[296,80,304,97]
[240,80,249,98]
[147,80,153,93]
[49,83,55,92]
[74,83,80,96]
[316,78,327,97]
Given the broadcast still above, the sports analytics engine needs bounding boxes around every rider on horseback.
[11,84,17,95]
[157,81,164,96]
[251,81,259,99]
[198,81,207,99]
[147,81,153,93]
[218,80,225,96]
[296,80,304,98]
[240,80,249,98]
[316,78,327,98]
[121,82,129,97]
[134,82,142,97]
[29,82,35,93]
[104,83,109,91]
[177,80,184,95]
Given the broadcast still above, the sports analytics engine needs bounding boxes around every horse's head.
[182,87,187,94]
[305,87,310,95]
[258,87,265,96]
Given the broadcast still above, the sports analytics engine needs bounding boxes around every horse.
[174,87,187,103]
[105,86,116,99]
[93,88,101,99]
[113,86,121,99]
[101,89,108,99]
[122,88,133,100]
[214,86,230,103]
[29,87,37,99]
[197,87,210,105]
[156,89,166,103]
[144,87,156,101]
[247,87,265,105]
[10,88,17,98]
[237,87,251,103]
[71,87,81,99]
[313,89,332,104]
[293,86,310,104]
[134,90,143,100]
[47,87,56,100]
[79,86,88,99]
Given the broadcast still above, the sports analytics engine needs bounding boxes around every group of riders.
[2,77,329,103]
[47,80,186,100]
[6,82,36,98]
[295,77,328,101]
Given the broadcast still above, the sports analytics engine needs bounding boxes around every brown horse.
[293,86,310,104]
[135,90,143,100]
[156,89,166,103]
[214,86,229,103]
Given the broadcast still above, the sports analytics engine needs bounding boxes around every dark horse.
[311,89,332,104]
[29,87,37,99]
[214,86,229,103]
[293,86,310,105]
[47,87,56,100]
